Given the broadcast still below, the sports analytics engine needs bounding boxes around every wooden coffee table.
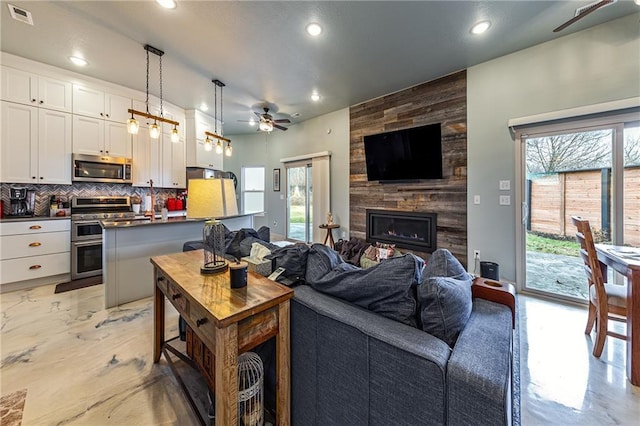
[151,249,294,425]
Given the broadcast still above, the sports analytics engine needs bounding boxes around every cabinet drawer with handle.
[0,219,70,236]
[0,252,70,284]
[0,231,70,260]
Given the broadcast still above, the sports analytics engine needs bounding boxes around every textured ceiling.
[1,1,639,134]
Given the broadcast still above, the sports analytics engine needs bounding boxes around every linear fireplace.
[366,209,437,253]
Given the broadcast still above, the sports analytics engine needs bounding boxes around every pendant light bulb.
[127,116,139,135]
[204,137,213,152]
[149,122,160,139]
[215,140,223,154]
[225,142,232,157]
[171,126,179,143]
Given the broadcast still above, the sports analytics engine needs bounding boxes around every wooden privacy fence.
[527,166,640,246]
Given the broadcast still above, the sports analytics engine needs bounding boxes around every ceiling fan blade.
[273,119,291,124]
[553,0,613,33]
[273,124,288,131]
[254,111,263,117]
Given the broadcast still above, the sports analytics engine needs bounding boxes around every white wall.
[225,108,350,240]
[467,14,640,282]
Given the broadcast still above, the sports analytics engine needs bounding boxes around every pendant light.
[203,79,232,157]
[126,44,179,138]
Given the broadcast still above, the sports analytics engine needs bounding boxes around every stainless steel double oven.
[71,196,134,280]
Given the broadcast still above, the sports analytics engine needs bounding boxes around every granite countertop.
[100,212,257,229]
[100,216,204,229]
[0,215,71,223]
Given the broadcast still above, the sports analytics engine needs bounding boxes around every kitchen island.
[101,214,255,308]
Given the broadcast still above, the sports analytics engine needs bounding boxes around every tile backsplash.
[1,183,182,216]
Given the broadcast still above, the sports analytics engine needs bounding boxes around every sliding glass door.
[519,119,639,302]
[286,163,313,242]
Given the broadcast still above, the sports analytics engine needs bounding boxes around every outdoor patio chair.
[571,216,627,357]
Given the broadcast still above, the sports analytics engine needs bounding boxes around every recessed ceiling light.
[306,22,322,36]
[69,56,88,67]
[156,0,177,9]
[471,20,491,35]
[291,113,301,118]
[200,103,208,112]
[311,93,321,102]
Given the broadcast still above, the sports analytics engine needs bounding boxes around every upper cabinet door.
[38,109,72,184]
[0,66,38,106]
[73,84,105,118]
[38,76,72,112]
[72,115,105,156]
[0,101,37,183]
[104,93,131,123]
[1,67,71,112]
[105,121,131,158]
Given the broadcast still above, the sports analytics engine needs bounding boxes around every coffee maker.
[9,187,35,217]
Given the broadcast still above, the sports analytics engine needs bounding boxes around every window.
[242,166,265,214]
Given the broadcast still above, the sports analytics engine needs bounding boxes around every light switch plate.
[473,195,481,205]
[499,180,511,190]
[499,195,511,205]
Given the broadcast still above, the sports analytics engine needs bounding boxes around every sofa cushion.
[418,275,472,347]
[424,248,472,281]
[305,243,423,327]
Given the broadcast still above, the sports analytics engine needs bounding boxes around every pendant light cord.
[159,54,163,118]
[145,48,150,114]
[214,82,218,134]
[220,84,223,134]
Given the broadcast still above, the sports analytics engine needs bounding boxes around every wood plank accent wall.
[349,71,468,265]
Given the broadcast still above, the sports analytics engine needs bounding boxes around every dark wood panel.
[349,70,468,265]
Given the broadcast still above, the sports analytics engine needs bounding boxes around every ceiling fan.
[240,107,291,132]
[553,0,617,32]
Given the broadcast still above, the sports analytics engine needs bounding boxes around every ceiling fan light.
[215,140,223,154]
[149,122,160,139]
[225,143,232,157]
[249,118,256,126]
[259,121,273,132]
[127,117,139,135]
[171,126,179,143]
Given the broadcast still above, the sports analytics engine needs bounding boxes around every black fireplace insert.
[366,209,437,253]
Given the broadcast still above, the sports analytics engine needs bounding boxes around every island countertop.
[100,212,260,229]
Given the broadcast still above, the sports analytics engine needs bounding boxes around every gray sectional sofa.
[285,245,515,425]
[290,285,514,425]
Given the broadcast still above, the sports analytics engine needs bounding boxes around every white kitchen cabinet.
[72,115,131,158]
[1,66,72,112]
[132,125,161,187]
[1,101,72,184]
[161,133,186,188]
[0,219,71,287]
[73,84,132,122]
[185,109,223,169]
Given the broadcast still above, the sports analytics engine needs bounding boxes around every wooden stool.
[319,224,340,248]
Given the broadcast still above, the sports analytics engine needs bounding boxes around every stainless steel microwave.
[72,154,132,184]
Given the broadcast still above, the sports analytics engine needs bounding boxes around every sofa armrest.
[447,299,514,426]
[472,277,516,328]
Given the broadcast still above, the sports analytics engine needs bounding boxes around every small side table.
[319,223,340,248]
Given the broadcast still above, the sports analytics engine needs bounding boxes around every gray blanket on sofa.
[304,243,424,327]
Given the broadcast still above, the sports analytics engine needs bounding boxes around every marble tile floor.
[1,283,639,425]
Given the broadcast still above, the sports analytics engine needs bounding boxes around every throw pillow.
[265,243,310,280]
[418,275,472,347]
[423,248,472,280]
[257,225,270,243]
[250,242,272,261]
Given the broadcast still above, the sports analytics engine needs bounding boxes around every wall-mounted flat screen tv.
[364,123,442,182]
